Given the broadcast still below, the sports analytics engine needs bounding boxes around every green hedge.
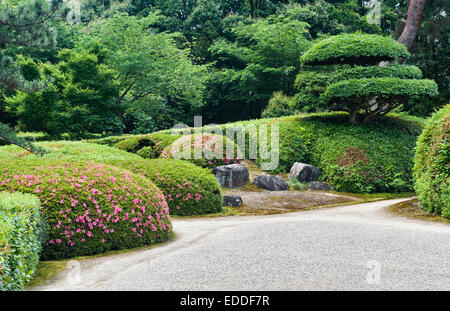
[0,141,142,163]
[0,160,173,260]
[414,105,450,218]
[322,78,439,102]
[222,113,423,193]
[301,33,409,66]
[161,134,240,168]
[0,192,42,291]
[110,159,223,216]
[114,133,180,158]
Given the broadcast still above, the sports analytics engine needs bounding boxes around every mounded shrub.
[161,134,240,168]
[328,65,423,83]
[110,159,223,216]
[114,133,180,158]
[414,105,450,218]
[0,192,42,291]
[261,92,296,118]
[0,141,142,163]
[0,159,173,260]
[300,33,409,66]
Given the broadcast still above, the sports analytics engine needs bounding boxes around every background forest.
[0,0,448,139]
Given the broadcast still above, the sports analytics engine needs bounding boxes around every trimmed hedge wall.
[0,160,173,260]
[300,33,409,66]
[414,105,450,218]
[0,192,42,291]
[0,141,142,163]
[323,78,439,102]
[111,159,223,216]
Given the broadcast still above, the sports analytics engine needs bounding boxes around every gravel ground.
[32,198,450,291]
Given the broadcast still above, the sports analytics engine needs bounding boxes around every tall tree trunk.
[398,0,427,52]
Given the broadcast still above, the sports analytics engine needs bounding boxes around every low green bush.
[0,159,173,260]
[111,159,223,216]
[0,141,141,163]
[261,92,296,118]
[161,134,240,168]
[414,105,450,218]
[0,192,42,291]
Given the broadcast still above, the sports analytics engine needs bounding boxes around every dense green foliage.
[297,34,439,123]
[300,33,409,66]
[0,160,172,259]
[414,105,450,218]
[220,112,424,193]
[0,192,42,291]
[111,159,223,216]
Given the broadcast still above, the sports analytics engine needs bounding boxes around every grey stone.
[308,181,332,191]
[223,195,243,207]
[289,163,321,183]
[253,175,289,191]
[212,164,249,188]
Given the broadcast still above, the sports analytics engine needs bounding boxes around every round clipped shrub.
[114,133,180,158]
[328,65,423,83]
[261,92,296,118]
[0,159,173,260]
[111,159,223,216]
[414,105,450,218]
[300,33,409,66]
[161,134,240,168]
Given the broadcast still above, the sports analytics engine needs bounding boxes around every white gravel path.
[32,198,450,291]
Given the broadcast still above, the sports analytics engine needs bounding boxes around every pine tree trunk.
[398,0,427,52]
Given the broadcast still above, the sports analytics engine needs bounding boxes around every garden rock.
[253,175,289,191]
[308,181,332,191]
[289,163,321,183]
[223,196,243,207]
[212,164,249,188]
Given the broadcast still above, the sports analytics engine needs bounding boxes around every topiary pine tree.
[0,0,64,153]
[300,33,439,124]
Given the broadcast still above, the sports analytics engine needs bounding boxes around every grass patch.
[388,199,450,224]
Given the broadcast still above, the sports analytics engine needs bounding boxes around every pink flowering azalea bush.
[161,134,240,168]
[0,159,173,260]
[111,159,223,216]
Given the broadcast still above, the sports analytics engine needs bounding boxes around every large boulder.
[223,195,243,207]
[212,164,249,188]
[308,181,332,191]
[253,175,289,191]
[289,163,321,183]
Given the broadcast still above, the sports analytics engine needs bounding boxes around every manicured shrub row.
[0,141,142,163]
[161,134,240,168]
[414,105,450,218]
[111,159,223,216]
[114,133,180,159]
[322,78,438,103]
[224,113,422,193]
[300,33,409,66]
[0,159,173,260]
[0,192,42,291]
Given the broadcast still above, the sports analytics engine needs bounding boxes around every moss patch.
[388,199,450,224]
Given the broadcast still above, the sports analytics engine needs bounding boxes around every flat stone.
[212,164,249,188]
[289,163,321,183]
[223,195,243,207]
[308,181,332,191]
[253,175,289,191]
